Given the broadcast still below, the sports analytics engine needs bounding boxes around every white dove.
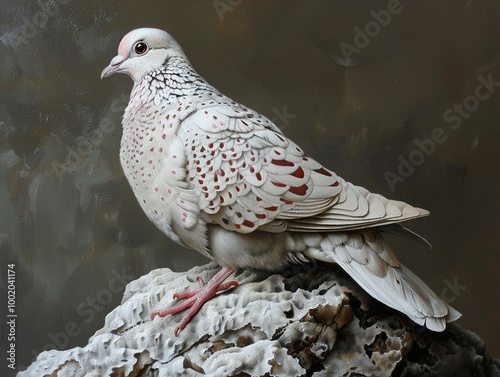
[101,28,460,335]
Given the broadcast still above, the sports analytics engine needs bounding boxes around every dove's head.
[101,28,187,82]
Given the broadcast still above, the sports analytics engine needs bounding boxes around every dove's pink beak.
[101,55,126,79]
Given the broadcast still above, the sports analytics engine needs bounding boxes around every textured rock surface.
[18,262,500,377]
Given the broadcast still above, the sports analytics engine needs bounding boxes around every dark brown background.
[1,1,499,375]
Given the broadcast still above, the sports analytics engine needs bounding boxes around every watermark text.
[6,263,16,370]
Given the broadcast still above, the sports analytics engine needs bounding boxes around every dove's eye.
[134,42,148,55]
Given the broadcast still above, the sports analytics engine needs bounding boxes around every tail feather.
[301,231,461,331]
[380,223,433,249]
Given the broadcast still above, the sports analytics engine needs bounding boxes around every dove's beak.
[101,54,126,79]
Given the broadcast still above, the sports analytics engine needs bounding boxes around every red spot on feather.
[271,159,293,166]
[291,167,304,178]
[315,167,332,176]
[271,181,286,187]
[289,184,308,196]
[242,220,254,228]
[265,206,278,211]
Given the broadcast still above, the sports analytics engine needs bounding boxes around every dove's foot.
[151,266,237,336]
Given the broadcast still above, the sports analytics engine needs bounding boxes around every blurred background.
[0,0,498,375]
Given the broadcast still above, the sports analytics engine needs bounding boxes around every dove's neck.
[129,57,216,109]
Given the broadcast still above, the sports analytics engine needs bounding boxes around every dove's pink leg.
[151,267,237,336]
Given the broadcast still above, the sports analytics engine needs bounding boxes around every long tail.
[300,230,461,331]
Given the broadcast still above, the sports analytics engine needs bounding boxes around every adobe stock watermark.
[336,0,403,65]
[440,276,467,304]
[384,74,499,192]
[20,267,136,368]
[0,0,72,51]
[51,94,128,182]
[6,263,17,370]
[213,0,243,21]
[270,105,297,131]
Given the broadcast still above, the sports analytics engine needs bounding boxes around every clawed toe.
[150,267,237,335]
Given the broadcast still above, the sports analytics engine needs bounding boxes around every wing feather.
[178,100,428,234]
